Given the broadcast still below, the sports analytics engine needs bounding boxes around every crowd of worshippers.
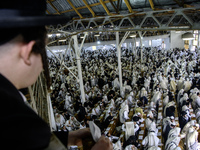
[48,46,200,150]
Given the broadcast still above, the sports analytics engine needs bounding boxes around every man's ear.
[20,41,36,65]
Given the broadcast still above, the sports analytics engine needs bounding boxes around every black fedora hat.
[0,0,67,28]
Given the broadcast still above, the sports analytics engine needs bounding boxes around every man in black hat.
[0,0,112,149]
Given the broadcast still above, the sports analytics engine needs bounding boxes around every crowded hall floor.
[48,46,200,150]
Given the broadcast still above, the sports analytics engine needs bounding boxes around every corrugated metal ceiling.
[46,0,200,21]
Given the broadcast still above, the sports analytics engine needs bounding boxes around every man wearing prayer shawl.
[165,136,181,150]
[185,124,200,150]
[120,104,129,123]
[142,125,159,150]
[167,127,181,139]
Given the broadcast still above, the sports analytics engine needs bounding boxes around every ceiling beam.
[149,0,155,11]
[82,0,96,17]
[100,0,111,15]
[109,0,119,14]
[117,0,121,12]
[173,0,183,7]
[124,0,133,13]
[66,0,83,19]
[47,0,61,15]
[55,0,118,15]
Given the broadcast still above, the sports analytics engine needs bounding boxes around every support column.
[116,32,123,94]
[138,31,143,63]
[73,35,85,104]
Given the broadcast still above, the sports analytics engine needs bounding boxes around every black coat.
[0,74,51,149]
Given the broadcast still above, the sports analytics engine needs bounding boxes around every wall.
[170,31,185,49]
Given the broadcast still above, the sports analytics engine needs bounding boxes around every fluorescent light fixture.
[48,34,52,38]
[129,34,136,37]
[94,34,100,37]
[59,39,66,42]
[182,32,194,40]
[56,33,61,36]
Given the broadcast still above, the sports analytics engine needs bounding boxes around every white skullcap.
[170,116,175,120]
[195,123,199,128]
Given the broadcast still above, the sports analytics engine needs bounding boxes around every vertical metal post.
[138,31,143,63]
[73,35,85,104]
[116,32,123,94]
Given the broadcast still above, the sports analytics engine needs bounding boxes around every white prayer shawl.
[192,95,200,110]
[124,85,132,93]
[144,78,150,91]
[91,106,100,116]
[168,127,181,139]
[113,140,122,150]
[177,79,184,91]
[177,89,184,103]
[173,147,182,150]
[195,108,200,119]
[113,78,120,89]
[151,91,161,104]
[170,79,177,92]
[186,127,199,150]
[125,122,135,141]
[163,96,169,108]
[160,79,168,90]
[64,99,70,110]
[184,80,192,92]
[60,83,66,89]
[148,122,158,135]
[163,117,171,133]
[181,120,196,138]
[165,136,181,150]
[91,77,95,87]
[145,118,153,130]
[89,121,101,142]
[142,132,159,149]
[164,101,175,118]
[147,146,161,150]
[127,95,134,106]
[119,105,129,123]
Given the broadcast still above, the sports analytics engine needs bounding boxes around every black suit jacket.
[0,74,51,149]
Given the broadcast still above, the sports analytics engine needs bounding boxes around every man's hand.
[68,128,113,150]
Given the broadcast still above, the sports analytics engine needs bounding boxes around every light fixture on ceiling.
[59,39,66,42]
[182,32,194,40]
[56,33,61,37]
[47,34,53,38]
[129,33,137,38]
[94,33,100,37]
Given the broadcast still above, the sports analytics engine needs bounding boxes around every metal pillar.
[116,32,123,93]
[138,31,143,63]
[72,35,86,104]
[116,31,130,94]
